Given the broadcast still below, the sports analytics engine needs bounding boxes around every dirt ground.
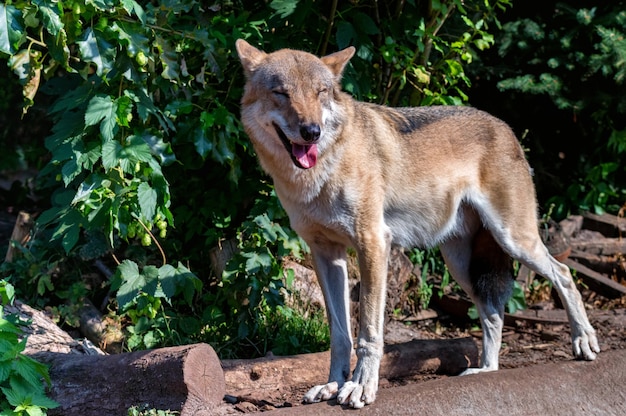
[221,288,626,414]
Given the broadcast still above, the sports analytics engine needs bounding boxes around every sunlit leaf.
[115,260,143,309]
[34,0,63,36]
[77,27,116,77]
[137,182,157,220]
[85,94,118,142]
[0,4,24,55]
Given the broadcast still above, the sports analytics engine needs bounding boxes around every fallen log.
[569,236,626,256]
[564,258,626,299]
[435,292,570,325]
[5,300,87,355]
[38,343,225,416]
[582,211,626,238]
[222,337,478,396]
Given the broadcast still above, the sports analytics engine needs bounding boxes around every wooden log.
[559,215,583,238]
[569,237,626,256]
[4,211,32,262]
[564,258,626,299]
[5,300,85,355]
[222,337,478,396]
[37,343,225,416]
[569,249,626,278]
[582,211,626,238]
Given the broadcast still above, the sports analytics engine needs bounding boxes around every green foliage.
[472,3,626,218]
[0,0,512,365]
[258,304,330,356]
[0,283,58,416]
[407,248,452,310]
[127,405,178,416]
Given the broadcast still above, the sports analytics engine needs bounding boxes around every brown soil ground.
[221,290,626,414]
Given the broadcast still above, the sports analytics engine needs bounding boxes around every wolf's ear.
[321,46,356,79]
[235,39,267,76]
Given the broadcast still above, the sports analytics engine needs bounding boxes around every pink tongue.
[292,143,318,169]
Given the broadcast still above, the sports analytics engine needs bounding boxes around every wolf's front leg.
[335,229,390,408]
[302,242,353,404]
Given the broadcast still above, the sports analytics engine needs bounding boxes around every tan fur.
[235,39,599,408]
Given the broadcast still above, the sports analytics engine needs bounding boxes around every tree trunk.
[222,337,478,396]
[37,343,225,416]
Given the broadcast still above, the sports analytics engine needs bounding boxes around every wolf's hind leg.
[506,237,600,360]
[441,227,513,374]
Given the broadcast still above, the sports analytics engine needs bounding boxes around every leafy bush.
[0,0,512,361]
[469,3,626,218]
[0,282,58,416]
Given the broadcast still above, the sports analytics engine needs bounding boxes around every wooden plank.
[569,237,626,255]
[582,212,626,238]
[564,258,626,299]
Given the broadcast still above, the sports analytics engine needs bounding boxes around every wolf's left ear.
[235,39,267,76]
[321,46,356,79]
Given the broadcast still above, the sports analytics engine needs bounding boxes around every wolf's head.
[236,39,355,170]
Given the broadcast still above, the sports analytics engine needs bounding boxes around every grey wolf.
[235,39,599,408]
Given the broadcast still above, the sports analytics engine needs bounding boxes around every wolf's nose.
[300,124,321,142]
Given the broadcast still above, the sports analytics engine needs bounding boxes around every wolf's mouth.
[273,122,318,169]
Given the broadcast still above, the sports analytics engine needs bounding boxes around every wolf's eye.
[318,88,329,96]
[273,90,289,99]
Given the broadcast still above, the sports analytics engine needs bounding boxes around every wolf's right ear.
[321,46,356,80]
[235,39,267,76]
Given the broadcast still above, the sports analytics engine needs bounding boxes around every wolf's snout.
[300,123,321,142]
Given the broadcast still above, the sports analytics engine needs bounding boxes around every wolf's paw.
[302,381,339,404]
[336,380,377,409]
[572,326,600,361]
[458,366,498,376]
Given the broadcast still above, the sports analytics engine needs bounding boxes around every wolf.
[235,39,600,408]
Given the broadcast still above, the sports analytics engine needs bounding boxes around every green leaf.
[353,12,379,35]
[50,209,82,254]
[193,127,212,159]
[269,0,300,18]
[33,0,63,36]
[61,157,81,186]
[120,0,146,25]
[115,260,143,309]
[336,21,357,49]
[158,263,201,305]
[141,265,159,297]
[102,135,152,173]
[0,360,11,383]
[137,182,157,221]
[48,28,72,71]
[142,133,176,165]
[85,94,118,142]
[0,4,25,55]
[101,140,122,171]
[89,0,116,11]
[156,36,179,80]
[77,27,116,77]
[244,250,273,275]
[12,354,52,388]
[0,318,21,335]
[110,20,149,57]
[115,95,133,127]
